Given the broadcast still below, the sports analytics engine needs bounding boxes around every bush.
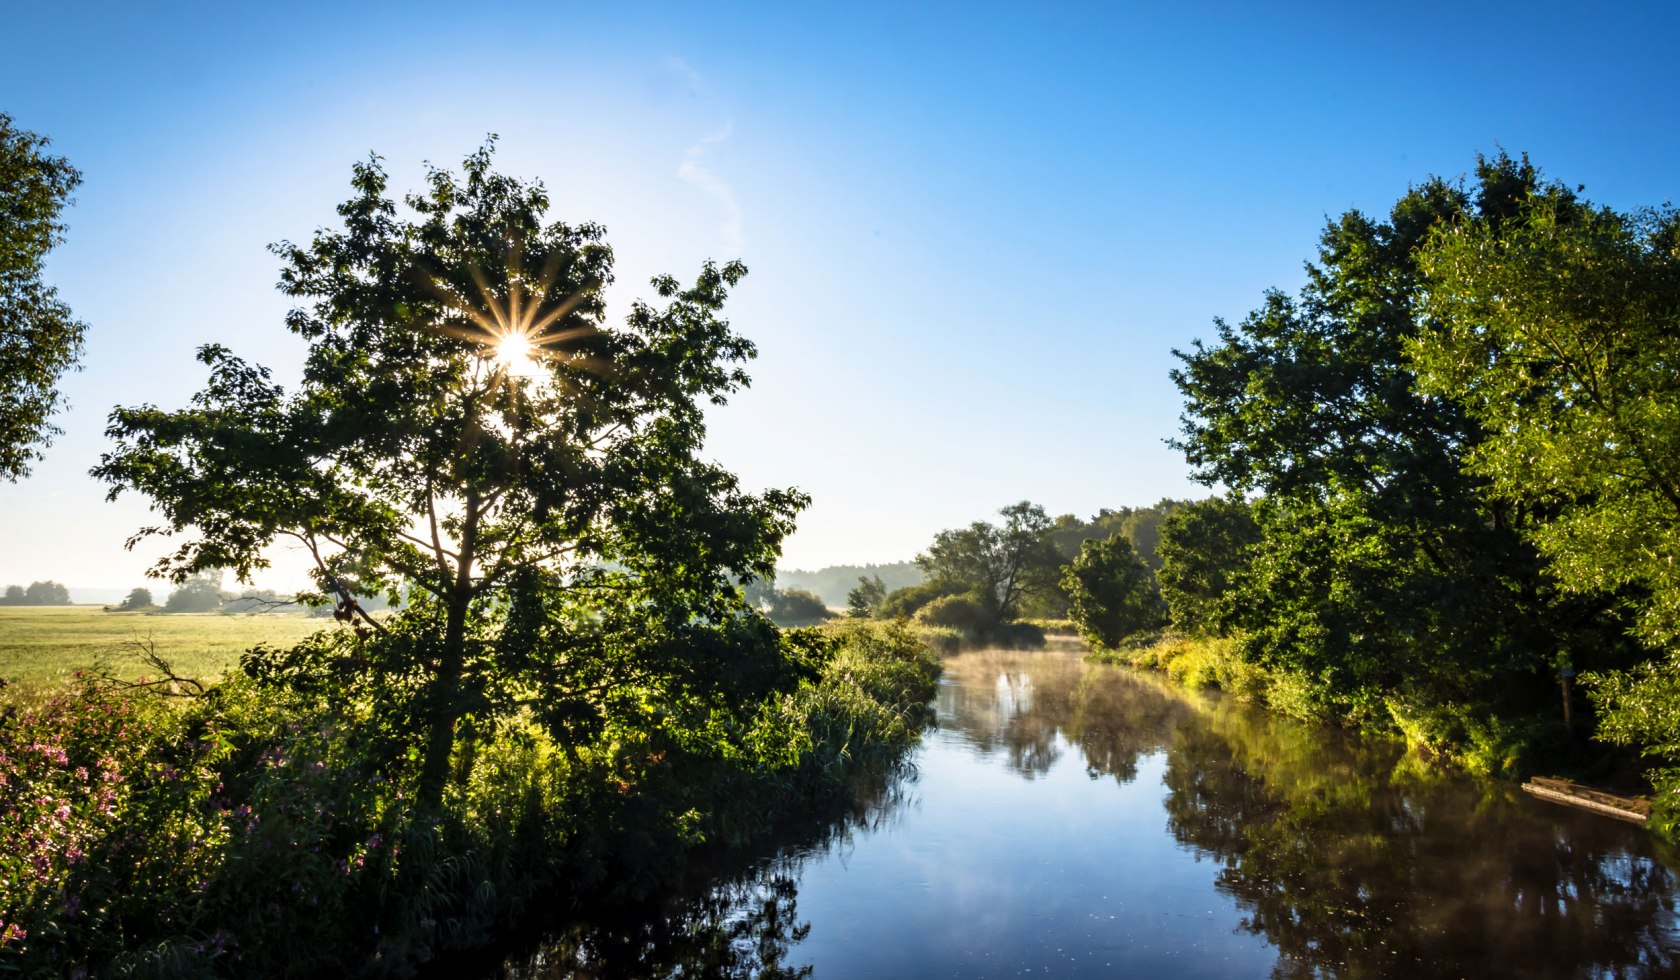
[1091,633,1267,702]
[914,593,991,636]
[876,580,964,619]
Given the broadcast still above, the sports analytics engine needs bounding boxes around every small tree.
[0,585,22,605]
[117,587,154,610]
[846,575,886,618]
[0,113,86,481]
[1061,535,1162,648]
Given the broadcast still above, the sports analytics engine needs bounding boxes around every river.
[494,647,1680,978]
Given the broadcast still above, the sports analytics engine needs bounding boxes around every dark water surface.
[498,648,1680,978]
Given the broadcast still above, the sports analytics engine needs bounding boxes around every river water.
[497,647,1680,978]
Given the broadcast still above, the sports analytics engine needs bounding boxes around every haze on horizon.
[3,1,1677,596]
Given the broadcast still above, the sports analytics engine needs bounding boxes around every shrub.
[876,580,964,619]
[914,593,991,636]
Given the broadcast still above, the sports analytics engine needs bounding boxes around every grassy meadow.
[0,606,327,697]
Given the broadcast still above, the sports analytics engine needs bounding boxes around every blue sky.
[3,1,1678,595]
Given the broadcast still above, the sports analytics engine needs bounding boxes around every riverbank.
[0,621,940,977]
[483,646,1680,977]
[1091,632,1657,822]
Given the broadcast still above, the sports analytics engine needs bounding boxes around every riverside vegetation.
[0,144,939,976]
[1084,155,1680,838]
[848,155,1680,844]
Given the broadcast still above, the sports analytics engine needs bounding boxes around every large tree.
[1415,199,1680,649]
[1170,154,1621,720]
[95,143,807,809]
[1414,191,1680,817]
[0,113,85,481]
[915,501,1059,623]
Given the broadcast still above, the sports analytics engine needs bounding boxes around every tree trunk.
[417,487,479,814]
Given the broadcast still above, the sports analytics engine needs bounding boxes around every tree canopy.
[1169,154,1618,719]
[95,142,808,809]
[0,113,85,481]
[915,501,1059,624]
[1415,198,1680,649]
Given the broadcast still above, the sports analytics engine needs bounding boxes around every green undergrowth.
[1092,632,1608,791]
[0,621,940,977]
[841,618,1046,656]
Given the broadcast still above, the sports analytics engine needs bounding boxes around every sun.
[491,329,545,380]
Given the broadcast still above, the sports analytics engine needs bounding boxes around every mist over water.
[495,649,1680,978]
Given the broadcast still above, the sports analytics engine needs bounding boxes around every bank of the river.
[0,622,939,977]
[487,647,1680,978]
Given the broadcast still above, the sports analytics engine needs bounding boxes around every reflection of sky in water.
[501,648,1680,978]
[786,656,1279,979]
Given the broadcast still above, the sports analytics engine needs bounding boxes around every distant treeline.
[0,581,70,605]
[812,499,1185,653]
[762,507,1182,621]
[96,572,397,616]
[774,563,922,608]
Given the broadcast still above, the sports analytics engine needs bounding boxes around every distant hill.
[775,562,923,609]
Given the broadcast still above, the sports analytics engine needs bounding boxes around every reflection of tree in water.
[503,873,812,980]
[1062,668,1195,784]
[1163,704,1680,978]
[498,651,1680,978]
[937,650,1072,777]
[936,649,1193,782]
[495,766,914,979]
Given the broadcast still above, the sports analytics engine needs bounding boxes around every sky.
[3,1,1678,598]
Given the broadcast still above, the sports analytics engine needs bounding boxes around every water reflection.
[502,872,813,979]
[494,769,913,979]
[1163,711,1680,977]
[493,650,1680,978]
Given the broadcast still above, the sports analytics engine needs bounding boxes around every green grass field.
[0,607,328,698]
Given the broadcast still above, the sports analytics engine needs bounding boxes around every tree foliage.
[1169,154,1618,719]
[1061,534,1162,648]
[846,574,886,617]
[94,142,808,810]
[1156,497,1260,636]
[915,501,1059,624]
[0,113,85,481]
[1415,198,1680,648]
[1413,184,1680,822]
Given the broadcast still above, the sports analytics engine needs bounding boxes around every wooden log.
[1522,776,1650,825]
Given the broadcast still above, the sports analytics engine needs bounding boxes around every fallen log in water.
[1522,776,1650,825]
